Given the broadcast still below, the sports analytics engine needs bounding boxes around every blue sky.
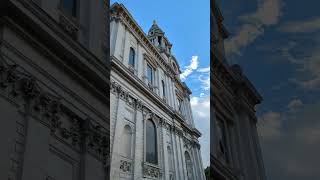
[110,0,210,167]
[220,0,320,179]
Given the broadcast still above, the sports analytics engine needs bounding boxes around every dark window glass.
[62,0,77,17]
[178,98,182,112]
[162,80,166,97]
[158,36,162,46]
[129,47,135,67]
[147,64,153,84]
[146,120,157,164]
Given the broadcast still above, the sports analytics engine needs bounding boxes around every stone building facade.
[0,0,109,180]
[110,3,205,180]
[211,1,267,180]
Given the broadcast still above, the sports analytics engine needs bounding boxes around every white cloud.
[278,17,320,33]
[258,111,282,138]
[225,0,282,56]
[191,96,210,167]
[180,56,199,81]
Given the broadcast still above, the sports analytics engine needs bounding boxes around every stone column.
[166,75,173,107]
[176,133,186,180]
[190,147,198,180]
[110,19,119,56]
[171,128,181,180]
[162,124,170,180]
[133,110,144,179]
[121,25,127,62]
[21,116,51,180]
[198,146,206,180]
[110,98,126,179]
[179,137,187,180]
[171,80,177,110]
[136,42,140,75]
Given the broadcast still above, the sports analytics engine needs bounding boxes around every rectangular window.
[62,0,77,17]
[147,64,153,84]
[162,80,166,98]
[129,47,135,67]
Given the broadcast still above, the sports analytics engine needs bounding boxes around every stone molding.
[0,56,110,165]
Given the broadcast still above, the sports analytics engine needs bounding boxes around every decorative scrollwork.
[87,122,109,164]
[120,160,132,173]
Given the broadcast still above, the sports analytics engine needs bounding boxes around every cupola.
[147,20,172,56]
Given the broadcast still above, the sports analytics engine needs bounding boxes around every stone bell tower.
[147,20,173,58]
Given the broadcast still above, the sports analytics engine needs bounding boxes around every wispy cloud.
[281,38,320,90]
[198,74,210,91]
[197,66,210,73]
[180,56,199,81]
[288,99,303,112]
[277,17,320,33]
[225,0,282,56]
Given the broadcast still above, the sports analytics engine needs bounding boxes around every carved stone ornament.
[87,121,109,165]
[120,160,132,173]
[143,163,161,178]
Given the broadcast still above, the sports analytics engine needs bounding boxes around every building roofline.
[110,3,189,93]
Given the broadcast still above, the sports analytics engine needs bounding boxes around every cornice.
[0,0,109,95]
[110,3,189,93]
[212,156,239,180]
[0,41,108,121]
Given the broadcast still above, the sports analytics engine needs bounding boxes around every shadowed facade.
[211,0,267,180]
[0,0,110,179]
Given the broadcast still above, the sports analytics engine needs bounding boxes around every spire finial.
[153,20,157,25]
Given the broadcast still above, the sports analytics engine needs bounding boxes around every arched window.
[129,47,135,67]
[146,119,158,164]
[121,125,132,158]
[184,151,194,180]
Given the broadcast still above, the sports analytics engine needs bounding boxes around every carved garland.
[0,57,109,165]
